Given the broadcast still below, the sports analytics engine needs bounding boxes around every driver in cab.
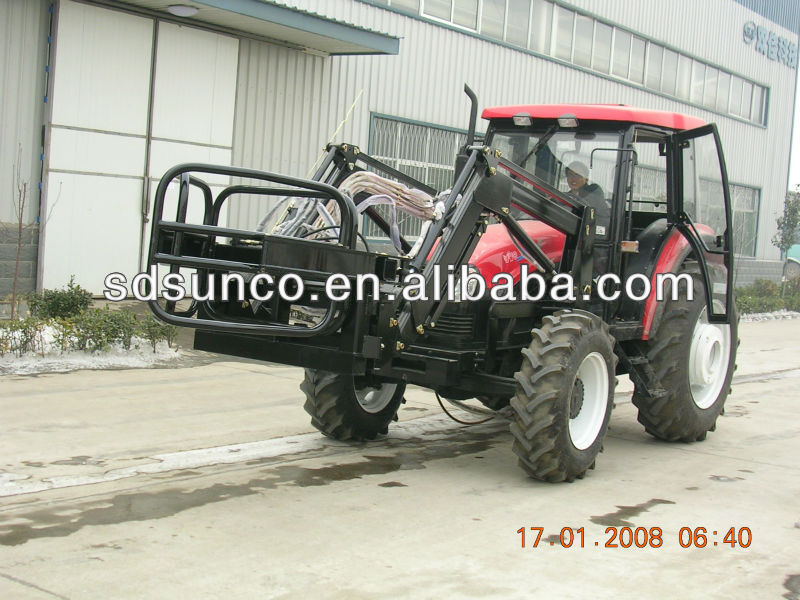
[565,161,610,232]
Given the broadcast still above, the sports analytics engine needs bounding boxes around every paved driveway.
[1,320,799,599]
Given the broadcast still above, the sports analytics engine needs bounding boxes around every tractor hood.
[468,221,565,284]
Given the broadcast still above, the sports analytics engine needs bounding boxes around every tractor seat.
[634,217,668,242]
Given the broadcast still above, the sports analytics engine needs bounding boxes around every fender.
[640,228,694,340]
[619,219,718,340]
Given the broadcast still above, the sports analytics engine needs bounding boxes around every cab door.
[669,124,734,324]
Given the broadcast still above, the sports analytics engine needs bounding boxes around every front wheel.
[301,369,405,441]
[510,310,616,482]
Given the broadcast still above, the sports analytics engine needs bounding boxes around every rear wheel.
[510,310,616,482]
[632,270,737,442]
[301,369,405,441]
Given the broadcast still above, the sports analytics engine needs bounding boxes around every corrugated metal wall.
[230,39,330,228]
[230,0,797,261]
[0,0,49,225]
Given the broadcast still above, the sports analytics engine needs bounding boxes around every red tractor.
[148,86,737,482]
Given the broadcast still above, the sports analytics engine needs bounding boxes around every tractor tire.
[631,269,738,442]
[510,310,616,482]
[301,369,405,441]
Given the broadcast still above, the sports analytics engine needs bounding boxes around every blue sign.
[743,21,797,69]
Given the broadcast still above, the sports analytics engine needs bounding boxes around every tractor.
[147,86,738,482]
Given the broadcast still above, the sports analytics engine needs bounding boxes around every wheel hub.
[570,378,585,419]
[690,327,724,385]
[568,352,609,450]
[688,308,731,410]
[354,382,398,414]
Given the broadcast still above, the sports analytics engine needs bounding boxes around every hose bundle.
[338,171,437,220]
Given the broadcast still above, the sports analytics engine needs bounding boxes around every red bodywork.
[469,221,565,284]
[481,104,705,130]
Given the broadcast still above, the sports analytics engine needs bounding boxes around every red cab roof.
[482,104,705,131]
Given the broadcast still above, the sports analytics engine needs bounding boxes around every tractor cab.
[476,104,735,325]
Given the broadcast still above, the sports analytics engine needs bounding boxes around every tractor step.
[615,344,668,400]
[627,356,649,365]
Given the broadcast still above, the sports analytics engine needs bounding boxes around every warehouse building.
[1,0,798,296]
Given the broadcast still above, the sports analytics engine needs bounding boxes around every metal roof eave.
[191,0,399,55]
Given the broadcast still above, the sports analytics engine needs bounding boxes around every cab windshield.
[488,128,622,236]
[489,129,621,199]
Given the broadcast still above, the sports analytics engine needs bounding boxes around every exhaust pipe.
[464,84,478,147]
[454,84,479,184]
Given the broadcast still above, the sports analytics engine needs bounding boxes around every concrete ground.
[0,320,799,599]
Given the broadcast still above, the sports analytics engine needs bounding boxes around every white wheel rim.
[569,352,609,450]
[355,383,398,414]
[689,307,731,409]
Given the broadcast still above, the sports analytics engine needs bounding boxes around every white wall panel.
[148,140,232,185]
[41,173,143,290]
[49,128,146,177]
[151,23,239,147]
[142,24,238,268]
[0,0,49,224]
[51,0,153,135]
[44,4,240,292]
[43,1,154,292]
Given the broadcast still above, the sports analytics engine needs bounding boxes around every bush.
[735,293,784,314]
[139,315,178,353]
[0,318,45,357]
[734,278,800,314]
[0,321,15,357]
[747,279,780,297]
[102,308,139,350]
[69,308,146,352]
[72,310,113,352]
[1,305,179,357]
[27,276,92,319]
[52,318,75,353]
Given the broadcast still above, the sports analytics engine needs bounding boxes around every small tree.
[772,186,800,296]
[2,145,60,320]
[773,186,800,257]
[1,145,33,319]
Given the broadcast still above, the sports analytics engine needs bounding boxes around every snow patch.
[1,325,180,375]
[740,309,800,322]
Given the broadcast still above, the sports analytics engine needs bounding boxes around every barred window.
[731,184,759,257]
[366,115,466,239]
